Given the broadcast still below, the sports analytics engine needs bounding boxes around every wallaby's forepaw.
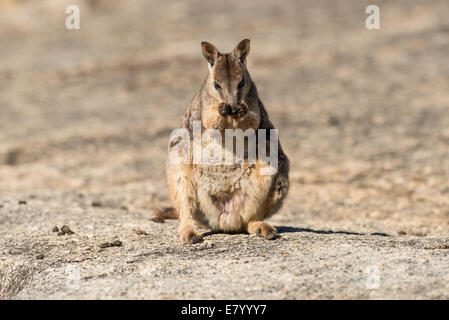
[274,175,289,199]
[248,221,279,240]
[181,228,203,244]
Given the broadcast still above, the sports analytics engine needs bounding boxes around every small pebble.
[61,225,74,235]
[91,200,102,207]
[439,244,449,249]
[328,115,340,126]
[99,240,122,249]
[133,228,148,235]
[18,200,27,205]
[52,226,59,232]
[113,240,122,247]
[56,225,75,236]
[36,254,44,260]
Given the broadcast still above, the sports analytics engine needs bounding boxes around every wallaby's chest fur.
[196,163,253,195]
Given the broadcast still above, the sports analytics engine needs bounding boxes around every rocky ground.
[0,0,448,299]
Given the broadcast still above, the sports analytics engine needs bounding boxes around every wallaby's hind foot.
[247,221,279,240]
[180,227,203,244]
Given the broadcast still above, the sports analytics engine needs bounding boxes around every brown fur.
[165,39,290,243]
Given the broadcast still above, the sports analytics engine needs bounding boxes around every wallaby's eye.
[238,78,245,89]
[213,80,221,90]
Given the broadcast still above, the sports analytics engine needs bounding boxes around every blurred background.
[0,0,448,235]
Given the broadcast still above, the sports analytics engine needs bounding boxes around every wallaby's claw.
[181,229,203,244]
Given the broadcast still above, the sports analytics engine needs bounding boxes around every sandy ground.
[0,0,448,299]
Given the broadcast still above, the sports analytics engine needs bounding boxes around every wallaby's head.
[200,39,261,130]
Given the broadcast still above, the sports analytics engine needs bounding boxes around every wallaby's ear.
[233,39,250,63]
[201,41,220,67]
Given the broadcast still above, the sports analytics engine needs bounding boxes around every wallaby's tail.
[152,207,178,222]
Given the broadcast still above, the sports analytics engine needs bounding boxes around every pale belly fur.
[194,163,258,232]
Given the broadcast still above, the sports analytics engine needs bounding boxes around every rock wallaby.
[164,39,289,244]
